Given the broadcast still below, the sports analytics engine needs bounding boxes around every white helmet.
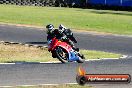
[46,24,54,34]
[58,24,66,33]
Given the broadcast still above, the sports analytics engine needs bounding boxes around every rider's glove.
[61,35,67,40]
[47,40,52,44]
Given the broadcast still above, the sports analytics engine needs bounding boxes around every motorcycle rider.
[46,24,84,59]
[46,24,79,51]
[58,24,79,51]
[46,24,56,42]
[58,24,84,59]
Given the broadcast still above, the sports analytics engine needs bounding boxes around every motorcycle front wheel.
[55,46,69,63]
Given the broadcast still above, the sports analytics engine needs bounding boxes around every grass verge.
[0,43,121,63]
[0,5,132,35]
[17,84,92,88]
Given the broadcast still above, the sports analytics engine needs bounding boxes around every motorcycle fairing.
[68,51,80,61]
[57,43,79,62]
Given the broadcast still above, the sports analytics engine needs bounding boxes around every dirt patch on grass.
[0,43,54,63]
[0,43,121,63]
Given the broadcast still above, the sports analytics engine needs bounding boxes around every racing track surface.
[0,24,132,88]
[0,24,132,55]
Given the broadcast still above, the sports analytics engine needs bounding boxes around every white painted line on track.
[0,83,78,87]
[0,41,5,43]
[0,61,62,65]
[0,86,13,88]
[0,58,121,65]
[120,55,128,59]
[40,61,61,64]
[66,83,78,85]
[0,63,15,65]
[0,53,127,65]
[40,84,59,86]
[85,58,119,61]
[17,85,37,87]
[40,83,78,86]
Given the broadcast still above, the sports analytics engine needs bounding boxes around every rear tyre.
[55,47,69,63]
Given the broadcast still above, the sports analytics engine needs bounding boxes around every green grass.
[80,50,121,59]
[0,5,132,35]
[0,44,121,63]
[17,84,92,88]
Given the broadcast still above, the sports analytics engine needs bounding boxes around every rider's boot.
[72,46,79,52]
[78,53,85,59]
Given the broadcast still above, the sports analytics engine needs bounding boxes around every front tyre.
[55,47,69,63]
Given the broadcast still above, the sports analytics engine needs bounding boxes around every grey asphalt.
[0,24,132,55]
[0,24,132,88]
[0,58,132,88]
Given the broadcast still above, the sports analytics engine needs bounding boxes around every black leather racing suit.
[60,29,77,49]
[47,29,77,50]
